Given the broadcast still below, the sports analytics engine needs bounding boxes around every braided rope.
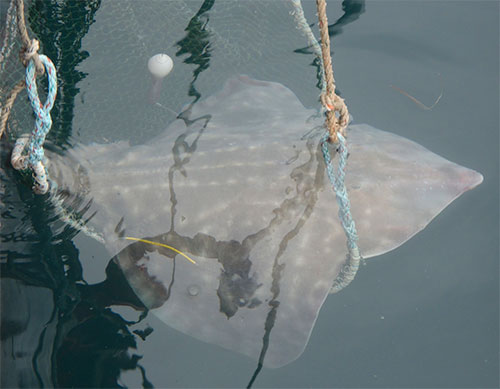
[15,0,44,75]
[321,132,360,292]
[1,0,58,194]
[289,0,327,96]
[316,0,349,142]
[11,54,57,194]
[1,0,46,139]
[291,0,361,292]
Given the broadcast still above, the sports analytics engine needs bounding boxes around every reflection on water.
[1,0,498,388]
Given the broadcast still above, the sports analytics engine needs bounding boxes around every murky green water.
[1,1,498,387]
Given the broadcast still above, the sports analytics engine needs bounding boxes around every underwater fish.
[46,76,482,368]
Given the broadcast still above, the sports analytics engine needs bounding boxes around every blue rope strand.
[11,54,57,194]
[321,131,361,293]
[291,0,361,292]
[26,54,57,166]
[321,131,359,250]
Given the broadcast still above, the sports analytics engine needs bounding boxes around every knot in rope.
[320,92,349,141]
[292,0,360,292]
[15,0,45,77]
[314,0,350,144]
[11,54,57,194]
[19,38,44,75]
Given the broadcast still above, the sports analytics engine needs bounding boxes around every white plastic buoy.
[147,53,173,104]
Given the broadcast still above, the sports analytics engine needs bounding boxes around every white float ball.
[147,54,173,79]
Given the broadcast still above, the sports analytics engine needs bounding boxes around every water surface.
[1,1,498,387]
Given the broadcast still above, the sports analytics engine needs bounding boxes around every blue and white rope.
[11,54,57,194]
[321,131,361,292]
[292,0,361,292]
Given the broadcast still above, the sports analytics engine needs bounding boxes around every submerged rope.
[2,0,58,194]
[292,0,360,292]
[321,132,360,293]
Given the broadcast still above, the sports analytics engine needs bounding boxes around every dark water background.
[1,0,498,387]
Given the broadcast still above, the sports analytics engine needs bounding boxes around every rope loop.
[320,131,358,249]
[11,54,57,194]
[292,0,360,292]
[321,130,361,292]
